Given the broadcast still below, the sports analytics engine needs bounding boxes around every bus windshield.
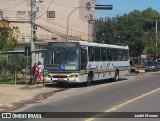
[45,47,79,70]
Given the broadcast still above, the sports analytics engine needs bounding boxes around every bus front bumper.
[44,77,79,84]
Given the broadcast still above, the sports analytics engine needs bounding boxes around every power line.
[43,1,75,8]
[38,17,89,32]
[1,0,27,11]
[36,0,54,19]
[37,20,90,36]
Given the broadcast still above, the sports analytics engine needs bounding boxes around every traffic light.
[24,46,31,56]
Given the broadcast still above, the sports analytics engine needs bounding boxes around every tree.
[6,54,28,78]
[96,8,160,58]
[0,26,19,82]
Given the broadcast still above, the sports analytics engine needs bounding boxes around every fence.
[0,50,45,85]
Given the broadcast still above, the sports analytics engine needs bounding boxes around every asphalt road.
[1,72,160,121]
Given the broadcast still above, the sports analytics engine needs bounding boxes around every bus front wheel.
[85,75,92,87]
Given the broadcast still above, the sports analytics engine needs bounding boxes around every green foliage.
[0,26,18,51]
[96,8,160,58]
[0,54,30,82]
[0,26,20,82]
[6,54,29,77]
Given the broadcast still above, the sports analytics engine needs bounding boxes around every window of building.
[17,11,26,19]
[47,11,55,18]
[51,37,58,41]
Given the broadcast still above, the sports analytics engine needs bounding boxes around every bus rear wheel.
[114,70,119,81]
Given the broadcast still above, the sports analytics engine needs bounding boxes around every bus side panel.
[86,61,129,81]
[78,74,88,83]
[92,61,114,81]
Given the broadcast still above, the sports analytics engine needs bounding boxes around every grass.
[20,84,44,90]
[0,76,44,90]
[0,77,28,84]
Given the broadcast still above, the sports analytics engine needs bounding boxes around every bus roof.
[48,41,129,49]
[79,41,128,49]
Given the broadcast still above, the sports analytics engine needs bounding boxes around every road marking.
[85,87,160,121]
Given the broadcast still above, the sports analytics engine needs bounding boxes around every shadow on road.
[92,78,128,86]
[44,77,129,89]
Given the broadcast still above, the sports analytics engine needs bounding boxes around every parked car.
[145,61,159,72]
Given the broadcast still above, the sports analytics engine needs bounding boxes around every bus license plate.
[58,78,64,81]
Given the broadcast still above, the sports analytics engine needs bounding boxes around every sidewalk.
[0,83,61,112]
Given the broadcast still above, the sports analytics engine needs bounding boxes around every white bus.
[44,41,130,86]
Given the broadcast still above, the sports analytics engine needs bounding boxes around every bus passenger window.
[81,47,87,69]
[101,48,107,61]
[107,48,112,61]
[88,47,94,62]
[122,49,128,61]
[117,49,122,61]
[95,47,101,61]
[113,49,118,61]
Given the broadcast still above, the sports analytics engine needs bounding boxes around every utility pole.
[31,0,36,66]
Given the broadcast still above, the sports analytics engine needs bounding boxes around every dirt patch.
[0,84,68,112]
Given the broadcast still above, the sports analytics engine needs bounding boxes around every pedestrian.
[32,63,38,84]
[37,62,43,82]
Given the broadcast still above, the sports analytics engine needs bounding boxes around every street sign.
[95,5,113,10]
[141,55,147,59]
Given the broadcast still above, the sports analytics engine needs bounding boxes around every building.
[0,0,96,43]
[0,0,96,65]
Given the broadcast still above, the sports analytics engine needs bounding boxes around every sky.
[96,0,160,18]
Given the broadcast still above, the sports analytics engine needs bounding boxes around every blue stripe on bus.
[113,66,130,68]
[44,70,80,73]
[84,68,97,70]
